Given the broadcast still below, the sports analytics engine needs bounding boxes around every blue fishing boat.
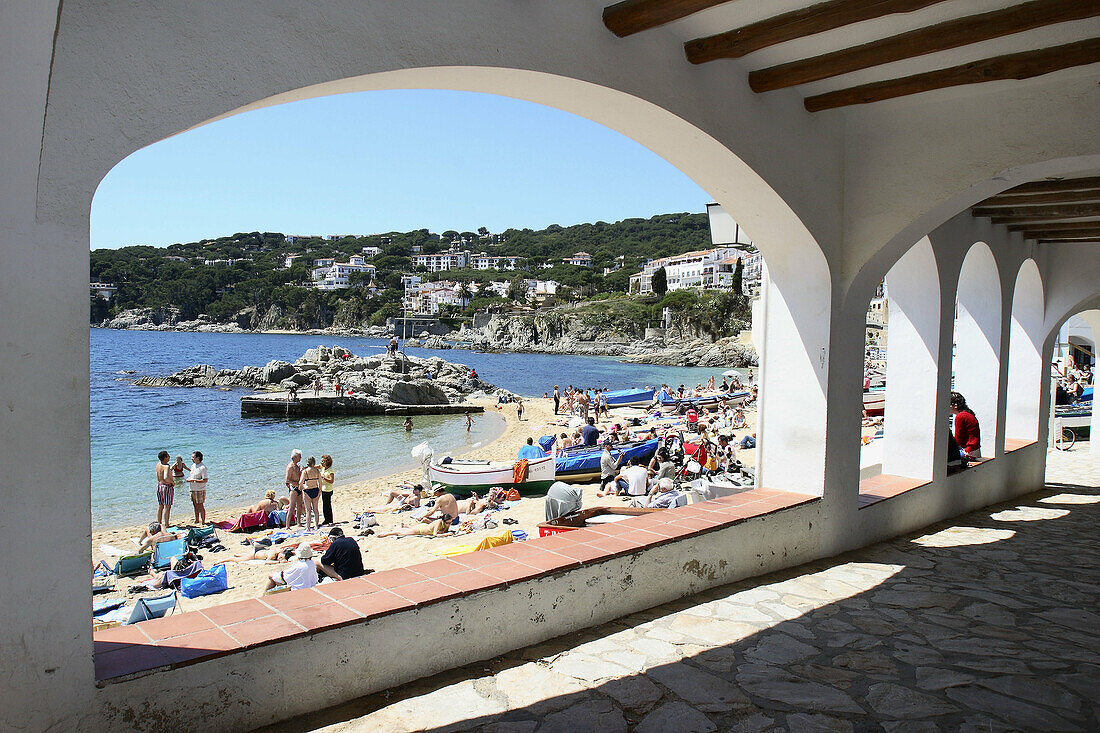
[603,388,656,408]
[554,438,660,483]
[656,390,750,410]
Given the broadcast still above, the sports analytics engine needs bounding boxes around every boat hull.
[555,438,659,484]
[863,390,885,417]
[428,455,555,496]
[604,388,656,408]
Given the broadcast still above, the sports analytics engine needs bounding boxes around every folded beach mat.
[152,538,187,570]
[180,564,228,599]
[113,552,152,577]
[538,435,556,453]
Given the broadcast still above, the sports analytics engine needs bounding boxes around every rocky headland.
[103,308,758,368]
[132,346,513,407]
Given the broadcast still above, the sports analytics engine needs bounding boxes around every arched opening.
[1005,260,1044,447]
[1052,310,1098,454]
[855,239,940,506]
[952,243,1002,460]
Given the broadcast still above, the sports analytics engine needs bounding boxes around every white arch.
[1005,260,1044,443]
[953,242,1002,457]
[100,73,835,495]
[882,238,939,479]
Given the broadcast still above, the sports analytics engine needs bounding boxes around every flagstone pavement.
[268,448,1099,733]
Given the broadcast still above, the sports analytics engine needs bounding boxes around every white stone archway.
[1005,260,1044,445]
[953,242,1002,459]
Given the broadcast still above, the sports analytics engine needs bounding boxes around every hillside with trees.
[90,212,720,330]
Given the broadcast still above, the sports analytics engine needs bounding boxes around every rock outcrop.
[132,345,510,405]
[620,337,758,368]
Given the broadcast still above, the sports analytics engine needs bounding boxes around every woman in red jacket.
[950,392,981,460]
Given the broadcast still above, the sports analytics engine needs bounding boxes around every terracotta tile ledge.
[858,474,931,509]
[94,486,818,683]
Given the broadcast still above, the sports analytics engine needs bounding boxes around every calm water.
[91,329,724,527]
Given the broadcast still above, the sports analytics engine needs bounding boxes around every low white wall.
[92,445,1046,731]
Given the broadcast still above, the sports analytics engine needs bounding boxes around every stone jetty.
[130,345,514,417]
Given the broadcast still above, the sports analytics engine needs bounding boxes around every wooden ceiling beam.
[804,38,1100,112]
[684,0,947,63]
[751,0,1100,92]
[979,189,1100,207]
[1024,228,1100,239]
[1037,237,1100,243]
[1001,176,1100,194]
[603,0,729,38]
[975,202,1100,219]
[1007,220,1100,232]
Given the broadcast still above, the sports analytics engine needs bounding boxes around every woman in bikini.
[298,456,323,531]
[376,516,450,538]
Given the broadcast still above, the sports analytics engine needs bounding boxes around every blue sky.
[90,90,712,250]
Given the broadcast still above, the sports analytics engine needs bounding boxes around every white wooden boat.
[428,455,556,496]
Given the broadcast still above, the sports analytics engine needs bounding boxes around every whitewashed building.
[404,280,470,314]
[470,253,521,270]
[563,251,593,266]
[630,246,746,294]
[414,250,469,272]
[89,282,117,299]
[312,255,376,290]
[361,246,382,257]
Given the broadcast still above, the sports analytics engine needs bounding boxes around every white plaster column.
[882,240,940,479]
[953,244,1002,458]
[755,258,831,496]
[0,2,94,728]
[1005,261,1044,443]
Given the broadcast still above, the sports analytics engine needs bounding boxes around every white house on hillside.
[312,255,376,291]
[470,253,521,270]
[414,250,469,272]
[563,251,593,266]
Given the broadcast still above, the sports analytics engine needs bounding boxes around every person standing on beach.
[286,449,304,526]
[155,450,174,528]
[320,454,335,526]
[465,411,472,431]
[186,450,208,525]
[517,398,525,421]
[299,456,322,531]
[171,455,186,494]
[553,385,560,414]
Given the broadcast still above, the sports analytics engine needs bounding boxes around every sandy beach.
[92,394,759,616]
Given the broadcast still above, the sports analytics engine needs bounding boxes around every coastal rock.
[132,346,511,406]
[261,360,296,384]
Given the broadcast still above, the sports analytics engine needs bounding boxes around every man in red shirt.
[950,392,981,460]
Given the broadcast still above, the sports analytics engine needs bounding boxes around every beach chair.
[123,592,178,625]
[152,538,187,570]
[113,552,152,577]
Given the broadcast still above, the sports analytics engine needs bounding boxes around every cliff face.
[459,311,648,355]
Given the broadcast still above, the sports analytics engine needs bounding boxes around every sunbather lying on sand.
[370,484,424,512]
[377,517,451,537]
[213,545,298,566]
[464,487,505,515]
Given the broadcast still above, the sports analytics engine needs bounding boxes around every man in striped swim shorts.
[155,450,174,528]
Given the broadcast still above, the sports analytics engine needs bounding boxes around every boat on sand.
[428,455,555,497]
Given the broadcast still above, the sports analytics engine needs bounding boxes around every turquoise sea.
[91,329,724,527]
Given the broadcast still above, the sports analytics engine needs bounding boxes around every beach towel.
[214,510,268,532]
[266,510,287,526]
[163,560,203,588]
[98,544,125,557]
[93,598,126,617]
[473,529,514,551]
[113,552,152,577]
[513,459,528,484]
[152,538,187,570]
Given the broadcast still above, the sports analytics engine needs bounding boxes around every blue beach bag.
[180,564,228,599]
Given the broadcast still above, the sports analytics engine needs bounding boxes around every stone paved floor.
[268,449,1099,733]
